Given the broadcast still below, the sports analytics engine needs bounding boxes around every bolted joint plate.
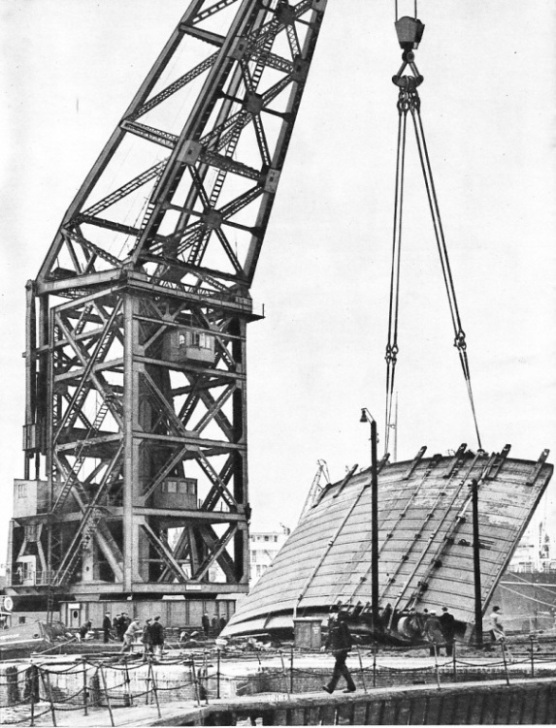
[244,91,264,115]
[229,37,249,61]
[292,57,309,83]
[202,209,224,229]
[312,0,327,11]
[177,140,202,166]
[264,169,280,193]
[276,4,296,25]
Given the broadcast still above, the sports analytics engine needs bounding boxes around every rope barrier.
[2,706,54,725]
[2,638,555,720]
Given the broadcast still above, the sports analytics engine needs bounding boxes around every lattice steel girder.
[11,0,330,601]
[15,278,256,594]
[35,0,327,291]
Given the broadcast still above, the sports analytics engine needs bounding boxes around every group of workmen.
[394,605,457,656]
[201,611,227,636]
[90,611,228,654]
[99,612,166,657]
[322,603,509,694]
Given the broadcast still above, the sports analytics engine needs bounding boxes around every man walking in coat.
[150,616,165,658]
[439,607,456,656]
[102,613,112,644]
[424,611,444,656]
[202,612,210,636]
[322,606,356,694]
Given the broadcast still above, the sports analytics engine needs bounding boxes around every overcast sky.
[0,0,555,565]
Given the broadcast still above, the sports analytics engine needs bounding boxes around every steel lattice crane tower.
[7,0,328,608]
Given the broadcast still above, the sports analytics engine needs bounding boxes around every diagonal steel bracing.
[11,0,328,602]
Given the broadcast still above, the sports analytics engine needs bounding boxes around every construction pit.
[2,633,556,726]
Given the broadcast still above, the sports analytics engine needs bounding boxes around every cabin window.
[191,332,212,349]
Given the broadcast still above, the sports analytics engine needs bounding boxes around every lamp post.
[470,478,483,648]
[360,408,379,634]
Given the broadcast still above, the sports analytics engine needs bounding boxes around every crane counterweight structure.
[7,0,329,610]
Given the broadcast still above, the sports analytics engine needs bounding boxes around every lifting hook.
[392,17,425,89]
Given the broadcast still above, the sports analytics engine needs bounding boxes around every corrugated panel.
[225,447,553,635]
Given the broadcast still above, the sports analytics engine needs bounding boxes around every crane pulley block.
[395,16,425,51]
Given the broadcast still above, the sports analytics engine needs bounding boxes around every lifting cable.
[384,15,482,454]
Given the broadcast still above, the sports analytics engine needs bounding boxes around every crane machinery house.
[162,328,216,364]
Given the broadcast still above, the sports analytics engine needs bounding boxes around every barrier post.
[82,658,89,716]
[372,641,377,688]
[191,658,201,706]
[452,641,457,681]
[290,645,294,694]
[145,661,151,705]
[279,651,289,693]
[29,669,35,728]
[99,664,115,727]
[356,645,367,693]
[124,656,133,707]
[149,660,161,719]
[433,645,441,689]
[529,634,535,678]
[501,641,511,686]
[39,666,57,727]
[203,649,209,704]
[217,648,221,699]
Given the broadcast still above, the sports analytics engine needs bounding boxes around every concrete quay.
[1,647,556,725]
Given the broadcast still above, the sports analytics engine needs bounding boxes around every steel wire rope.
[498,583,556,610]
[91,114,142,261]
[384,41,483,452]
[384,98,408,456]
[112,25,193,261]
[505,571,556,599]
[395,1,418,21]
[116,193,152,259]
[409,101,482,450]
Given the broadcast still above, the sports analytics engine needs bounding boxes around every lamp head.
[360,408,375,424]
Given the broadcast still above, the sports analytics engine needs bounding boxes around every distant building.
[249,526,290,587]
[508,518,556,574]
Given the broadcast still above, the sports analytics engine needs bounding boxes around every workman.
[489,605,505,642]
[488,605,513,660]
[424,611,444,656]
[102,613,112,644]
[439,607,456,656]
[150,616,165,658]
[120,618,141,653]
[79,620,92,641]
[202,612,210,636]
[322,606,356,694]
[142,618,153,660]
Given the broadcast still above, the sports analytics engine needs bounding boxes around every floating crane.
[7,0,329,615]
[5,0,552,639]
